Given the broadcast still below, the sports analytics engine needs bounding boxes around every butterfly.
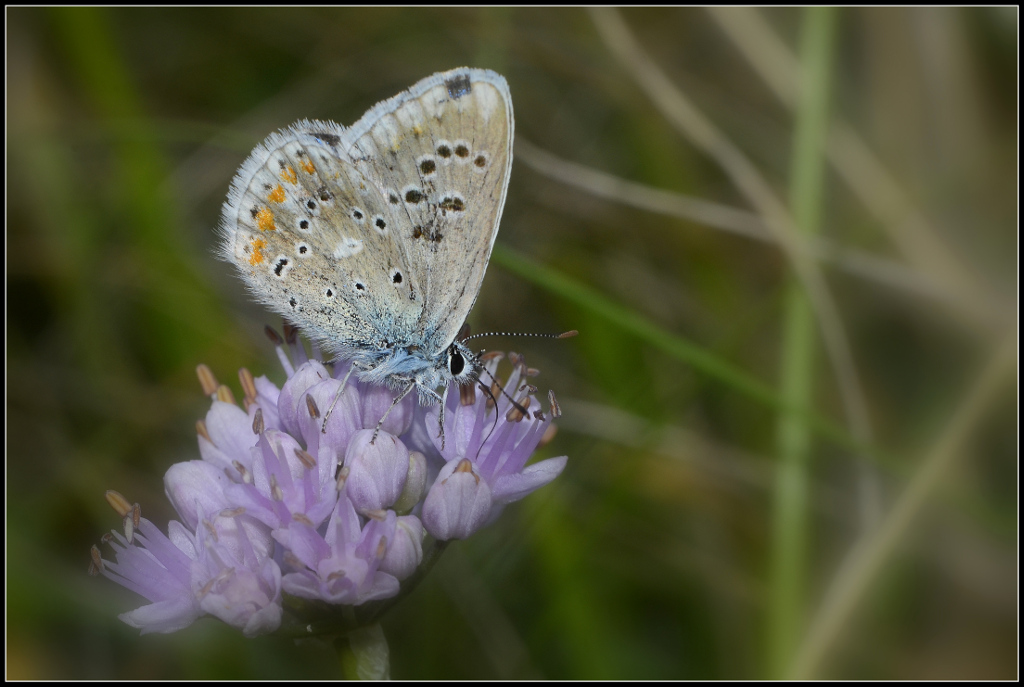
[219,68,513,433]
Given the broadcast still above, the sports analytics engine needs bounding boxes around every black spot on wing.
[445,74,472,100]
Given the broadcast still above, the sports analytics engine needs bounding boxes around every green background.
[7,7,1017,679]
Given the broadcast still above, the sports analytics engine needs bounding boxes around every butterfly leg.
[322,361,365,434]
[370,381,418,444]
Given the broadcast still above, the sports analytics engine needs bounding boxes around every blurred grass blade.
[491,244,872,459]
[768,7,837,678]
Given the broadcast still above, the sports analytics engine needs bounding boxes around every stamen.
[270,475,284,501]
[131,503,141,529]
[306,394,321,419]
[335,465,350,492]
[548,390,561,418]
[263,325,284,346]
[105,490,132,518]
[282,322,299,344]
[487,382,500,409]
[88,545,103,576]
[364,509,387,521]
[292,512,314,526]
[216,385,236,405]
[538,423,558,448]
[252,408,265,435]
[123,512,135,544]
[239,367,257,403]
[526,367,540,377]
[459,382,477,406]
[294,447,316,469]
[220,507,246,518]
[232,460,252,484]
[196,364,218,396]
[506,395,531,422]
[479,351,504,362]
[454,459,479,484]
[196,419,211,442]
[376,536,388,559]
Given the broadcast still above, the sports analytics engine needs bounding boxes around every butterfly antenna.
[475,362,529,417]
[462,330,578,343]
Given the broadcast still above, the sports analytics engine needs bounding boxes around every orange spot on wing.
[249,237,267,266]
[301,160,315,174]
[280,165,297,184]
[256,207,276,232]
[267,185,286,203]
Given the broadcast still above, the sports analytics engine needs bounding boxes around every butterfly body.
[220,68,512,405]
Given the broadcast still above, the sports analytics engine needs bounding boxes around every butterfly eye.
[448,349,465,376]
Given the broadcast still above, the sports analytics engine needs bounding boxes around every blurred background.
[6,7,1017,679]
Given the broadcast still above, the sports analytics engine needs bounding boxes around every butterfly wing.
[341,68,514,358]
[219,124,425,357]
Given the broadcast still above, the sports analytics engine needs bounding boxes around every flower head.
[93,330,567,637]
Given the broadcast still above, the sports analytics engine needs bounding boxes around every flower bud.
[344,430,409,513]
[392,451,428,514]
[359,383,415,436]
[379,515,424,581]
[422,459,492,540]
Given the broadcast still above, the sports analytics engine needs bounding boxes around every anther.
[480,351,504,363]
[123,513,135,544]
[364,509,387,521]
[105,490,132,518]
[232,460,252,484]
[548,389,561,418]
[283,322,300,345]
[538,423,558,448]
[216,384,236,405]
[264,325,284,346]
[294,447,316,469]
[220,507,245,518]
[270,475,284,501]
[526,368,540,377]
[196,419,211,442]
[506,394,531,422]
[558,330,579,338]
[376,536,388,559]
[89,545,104,576]
[196,364,218,396]
[252,408,265,435]
[454,459,479,484]
[306,394,321,419]
[239,367,258,403]
[487,381,500,409]
[335,465,350,492]
[292,512,314,526]
[459,382,477,406]
[131,503,141,529]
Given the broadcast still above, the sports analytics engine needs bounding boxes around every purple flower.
[422,353,567,540]
[93,331,567,638]
[99,516,202,634]
[275,488,400,605]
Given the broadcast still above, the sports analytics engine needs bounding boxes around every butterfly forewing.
[343,70,513,357]
[223,130,423,355]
